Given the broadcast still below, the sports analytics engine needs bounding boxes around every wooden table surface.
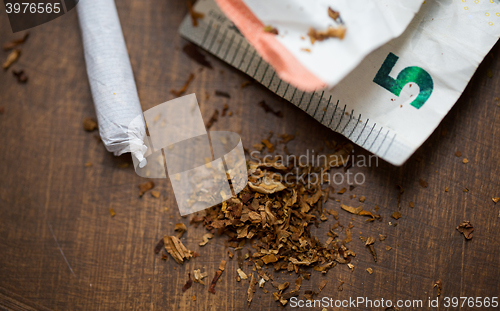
[1,1,500,310]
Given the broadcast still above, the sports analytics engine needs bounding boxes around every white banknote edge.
[179,0,500,166]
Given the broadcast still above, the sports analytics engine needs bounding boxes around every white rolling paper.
[77,0,147,167]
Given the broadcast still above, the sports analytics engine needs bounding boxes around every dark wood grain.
[0,1,499,310]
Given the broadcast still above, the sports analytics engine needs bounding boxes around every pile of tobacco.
[157,142,373,306]
[3,33,30,83]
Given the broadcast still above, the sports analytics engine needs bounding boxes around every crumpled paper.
[180,0,500,165]
[215,0,424,90]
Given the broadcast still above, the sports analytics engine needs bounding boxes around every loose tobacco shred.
[237,268,248,280]
[294,277,302,290]
[199,233,213,246]
[149,191,160,199]
[263,25,279,35]
[247,273,257,306]
[187,0,204,27]
[138,181,155,197]
[221,104,229,116]
[236,250,244,268]
[419,179,428,188]
[281,289,299,300]
[396,185,404,209]
[248,176,285,194]
[279,134,295,144]
[276,282,290,305]
[391,212,402,220]
[2,49,21,70]
[163,235,193,264]
[241,81,252,88]
[193,269,208,285]
[12,70,28,83]
[278,282,289,291]
[206,109,219,130]
[253,143,264,152]
[341,204,377,221]
[208,270,223,294]
[174,223,187,239]
[83,117,98,132]
[304,290,318,301]
[219,260,227,271]
[338,281,344,291]
[215,90,230,98]
[434,279,442,296]
[327,7,341,22]
[456,221,474,240]
[308,27,346,44]
[182,273,193,292]
[3,33,29,50]
[154,238,165,254]
[261,139,275,153]
[318,280,327,292]
[182,43,213,69]
[365,237,377,262]
[258,100,283,118]
[262,254,278,264]
[170,73,195,97]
